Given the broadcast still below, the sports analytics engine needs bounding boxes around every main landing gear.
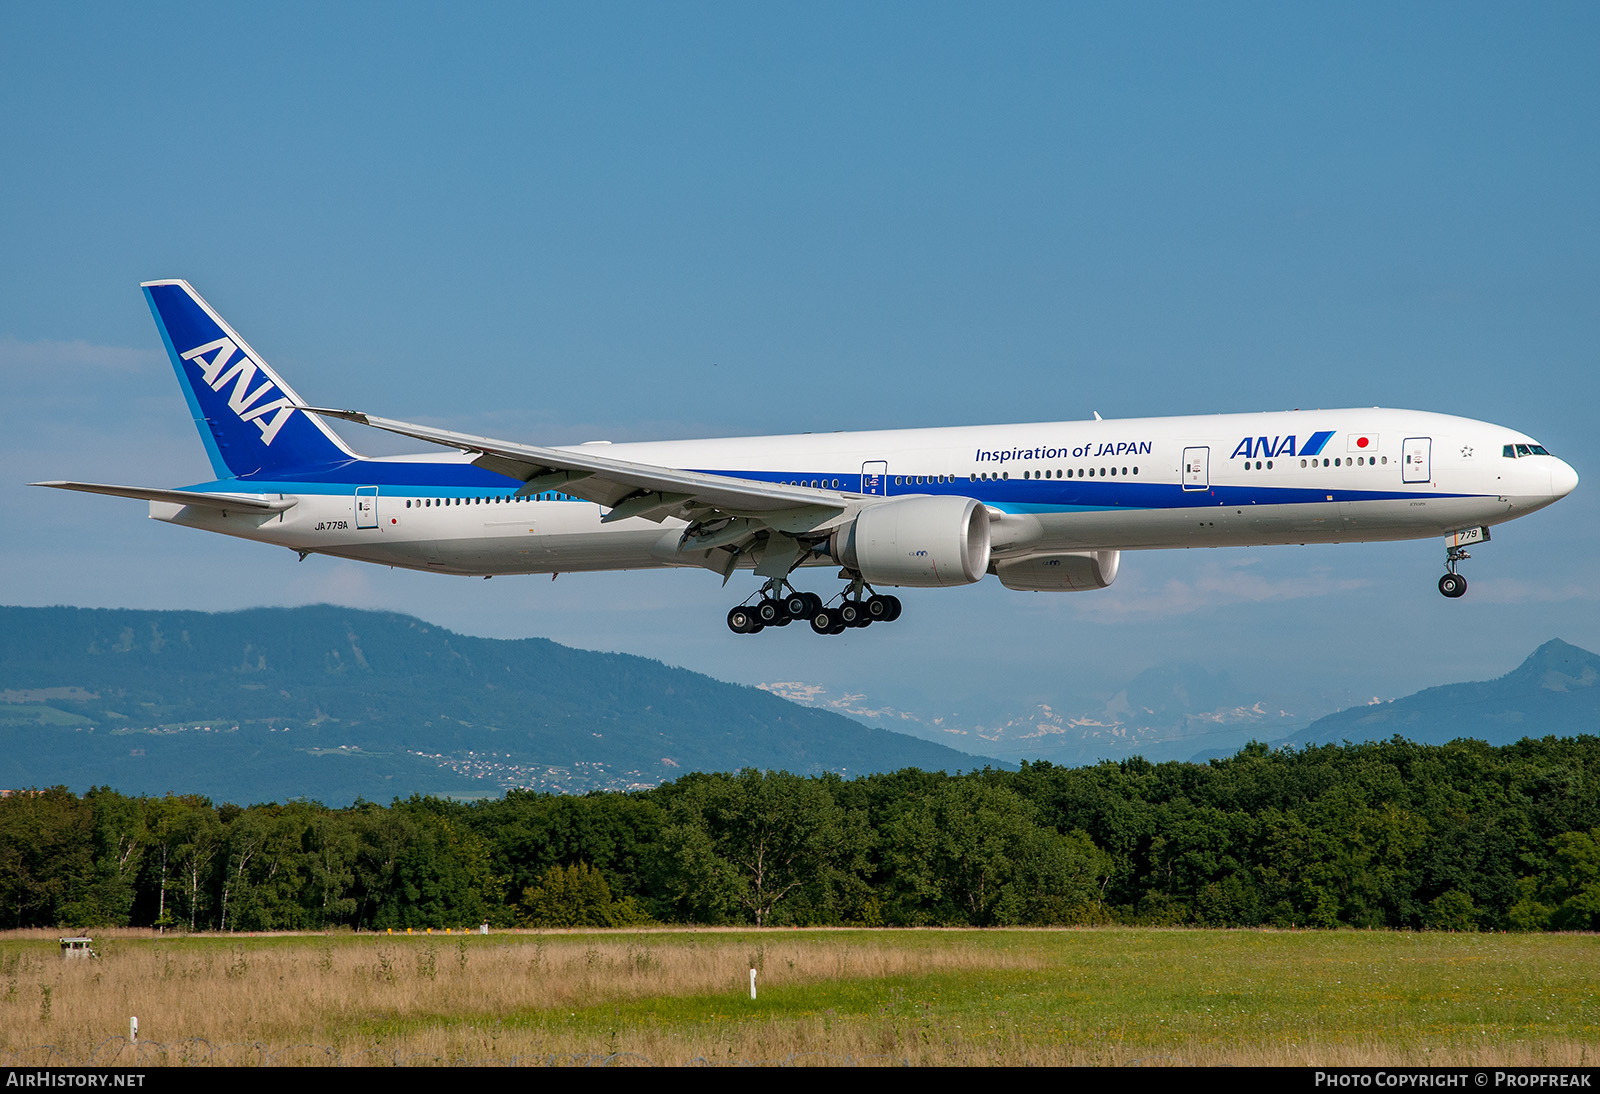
[726,577,902,636]
[1438,545,1470,599]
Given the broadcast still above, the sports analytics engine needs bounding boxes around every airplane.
[36,280,1578,635]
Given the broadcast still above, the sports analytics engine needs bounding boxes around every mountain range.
[761,662,1307,765]
[1282,638,1600,748]
[0,605,993,804]
[763,640,1600,763]
[4,603,1593,805]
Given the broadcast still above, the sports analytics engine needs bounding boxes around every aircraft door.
[355,486,379,529]
[1182,447,1209,491]
[1402,438,1432,484]
[861,461,888,496]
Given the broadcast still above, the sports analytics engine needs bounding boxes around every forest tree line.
[4,735,1600,932]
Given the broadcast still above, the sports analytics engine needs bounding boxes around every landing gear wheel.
[881,594,903,622]
[864,595,891,622]
[727,606,761,634]
[837,600,862,627]
[1438,573,1468,599]
[757,598,784,626]
[810,608,839,635]
[783,592,810,620]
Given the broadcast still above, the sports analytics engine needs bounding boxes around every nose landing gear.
[1438,543,1471,599]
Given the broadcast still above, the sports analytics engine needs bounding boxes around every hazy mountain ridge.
[1288,639,1600,748]
[763,661,1306,764]
[764,642,1600,763]
[0,605,995,803]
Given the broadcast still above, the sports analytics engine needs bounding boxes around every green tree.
[171,803,224,930]
[881,780,1107,926]
[0,787,94,927]
[1516,829,1600,931]
[519,862,651,927]
[655,770,866,926]
[305,809,359,927]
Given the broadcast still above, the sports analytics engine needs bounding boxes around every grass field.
[1,928,1596,1066]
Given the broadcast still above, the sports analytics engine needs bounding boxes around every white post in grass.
[749,968,757,1000]
[129,1016,137,1044]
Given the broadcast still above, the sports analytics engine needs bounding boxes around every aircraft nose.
[1551,459,1579,499]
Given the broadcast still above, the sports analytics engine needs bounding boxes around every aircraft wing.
[303,408,856,538]
[31,481,296,512]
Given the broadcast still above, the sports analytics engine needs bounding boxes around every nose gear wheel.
[1438,544,1471,599]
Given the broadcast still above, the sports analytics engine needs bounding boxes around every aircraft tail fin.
[141,280,359,480]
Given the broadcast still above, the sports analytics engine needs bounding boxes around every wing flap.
[304,408,855,533]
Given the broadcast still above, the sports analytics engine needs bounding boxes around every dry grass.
[1,928,1596,1066]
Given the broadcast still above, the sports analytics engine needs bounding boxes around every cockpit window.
[1505,443,1556,458]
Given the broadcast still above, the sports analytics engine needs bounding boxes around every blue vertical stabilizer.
[142,280,360,479]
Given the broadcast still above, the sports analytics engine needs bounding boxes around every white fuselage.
[153,407,1576,581]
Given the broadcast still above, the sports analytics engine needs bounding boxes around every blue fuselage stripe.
[185,461,1478,510]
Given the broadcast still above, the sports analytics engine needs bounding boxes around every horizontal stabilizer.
[31,481,295,512]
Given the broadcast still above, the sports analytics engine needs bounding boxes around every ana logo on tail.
[179,337,297,445]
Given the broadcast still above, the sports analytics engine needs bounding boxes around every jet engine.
[829,495,991,587]
[994,550,1120,592]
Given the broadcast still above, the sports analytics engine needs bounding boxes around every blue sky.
[3,4,1597,741]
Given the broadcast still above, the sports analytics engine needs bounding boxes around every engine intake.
[830,496,991,587]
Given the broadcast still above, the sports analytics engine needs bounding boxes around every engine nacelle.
[995,550,1120,592]
[831,496,991,587]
